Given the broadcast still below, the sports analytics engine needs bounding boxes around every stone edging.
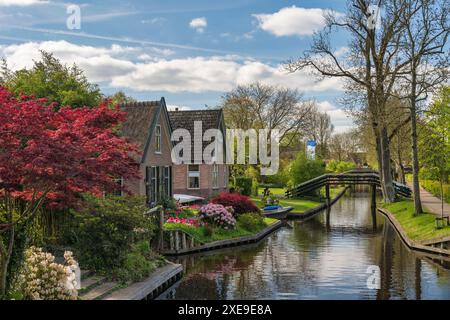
[377,208,450,258]
[103,261,183,300]
[287,186,350,219]
[162,220,284,256]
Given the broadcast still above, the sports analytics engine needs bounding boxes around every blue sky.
[0,0,353,132]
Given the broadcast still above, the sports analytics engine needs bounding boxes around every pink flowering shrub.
[166,217,197,227]
[199,203,236,230]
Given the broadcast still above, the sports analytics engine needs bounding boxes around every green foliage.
[3,51,102,108]
[115,241,165,283]
[107,91,136,106]
[238,213,265,232]
[420,180,450,204]
[235,177,253,196]
[327,160,356,173]
[158,195,177,211]
[68,195,154,272]
[289,152,326,187]
[251,178,259,196]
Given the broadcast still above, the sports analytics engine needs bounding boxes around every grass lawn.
[164,217,278,243]
[251,197,321,213]
[382,200,450,242]
[252,186,346,213]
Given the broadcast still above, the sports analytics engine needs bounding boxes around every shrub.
[327,160,356,173]
[199,203,236,229]
[238,213,266,232]
[69,195,154,272]
[13,247,78,300]
[211,192,260,215]
[235,177,253,196]
[115,241,165,283]
[289,153,326,187]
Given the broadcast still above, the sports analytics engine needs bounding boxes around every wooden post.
[175,231,180,251]
[182,232,187,249]
[325,184,330,207]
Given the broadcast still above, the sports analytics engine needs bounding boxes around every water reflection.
[166,192,450,300]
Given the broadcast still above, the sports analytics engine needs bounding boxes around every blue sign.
[307,140,317,147]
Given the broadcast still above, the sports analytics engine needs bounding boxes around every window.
[155,125,161,153]
[112,177,123,196]
[188,164,200,189]
[212,164,219,189]
[163,166,172,197]
[146,166,158,206]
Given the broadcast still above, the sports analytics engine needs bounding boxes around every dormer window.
[155,125,161,153]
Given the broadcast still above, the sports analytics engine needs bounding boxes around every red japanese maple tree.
[0,86,140,295]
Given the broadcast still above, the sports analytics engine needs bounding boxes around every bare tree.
[396,0,450,214]
[286,0,417,202]
[221,82,314,145]
[308,109,334,159]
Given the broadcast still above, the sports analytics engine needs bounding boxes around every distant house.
[120,99,173,206]
[168,109,229,199]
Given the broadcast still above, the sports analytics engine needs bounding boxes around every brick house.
[168,109,229,199]
[120,99,173,206]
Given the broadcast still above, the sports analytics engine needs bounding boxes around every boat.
[262,206,294,219]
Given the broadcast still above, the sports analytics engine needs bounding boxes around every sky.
[0,0,354,132]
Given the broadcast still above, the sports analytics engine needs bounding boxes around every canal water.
[165,192,450,300]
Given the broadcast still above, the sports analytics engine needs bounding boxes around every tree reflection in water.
[166,193,450,300]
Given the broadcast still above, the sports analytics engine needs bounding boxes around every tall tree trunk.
[397,136,406,184]
[380,126,396,202]
[0,228,14,298]
[410,72,423,214]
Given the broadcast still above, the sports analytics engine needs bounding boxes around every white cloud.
[189,17,207,33]
[0,0,48,6]
[317,101,353,133]
[253,6,332,37]
[0,40,345,94]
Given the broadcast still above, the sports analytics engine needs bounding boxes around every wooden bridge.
[286,170,411,199]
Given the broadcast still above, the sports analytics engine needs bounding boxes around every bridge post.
[371,184,377,230]
[325,184,330,207]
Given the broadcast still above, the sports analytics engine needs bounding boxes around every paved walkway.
[407,183,449,218]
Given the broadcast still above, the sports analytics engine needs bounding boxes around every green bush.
[421,180,450,204]
[235,177,253,196]
[251,178,259,196]
[115,241,165,283]
[289,153,326,187]
[327,160,356,173]
[238,213,265,232]
[68,195,155,272]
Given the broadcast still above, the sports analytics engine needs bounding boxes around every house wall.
[124,109,173,197]
[172,163,229,199]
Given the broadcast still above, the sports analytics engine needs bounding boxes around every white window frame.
[155,124,161,154]
[212,164,219,189]
[187,164,200,190]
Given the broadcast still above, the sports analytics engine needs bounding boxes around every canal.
[164,192,450,299]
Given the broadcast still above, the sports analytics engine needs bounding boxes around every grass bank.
[252,186,346,213]
[164,217,278,243]
[382,199,450,242]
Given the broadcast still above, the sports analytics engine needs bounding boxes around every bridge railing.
[286,172,411,199]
